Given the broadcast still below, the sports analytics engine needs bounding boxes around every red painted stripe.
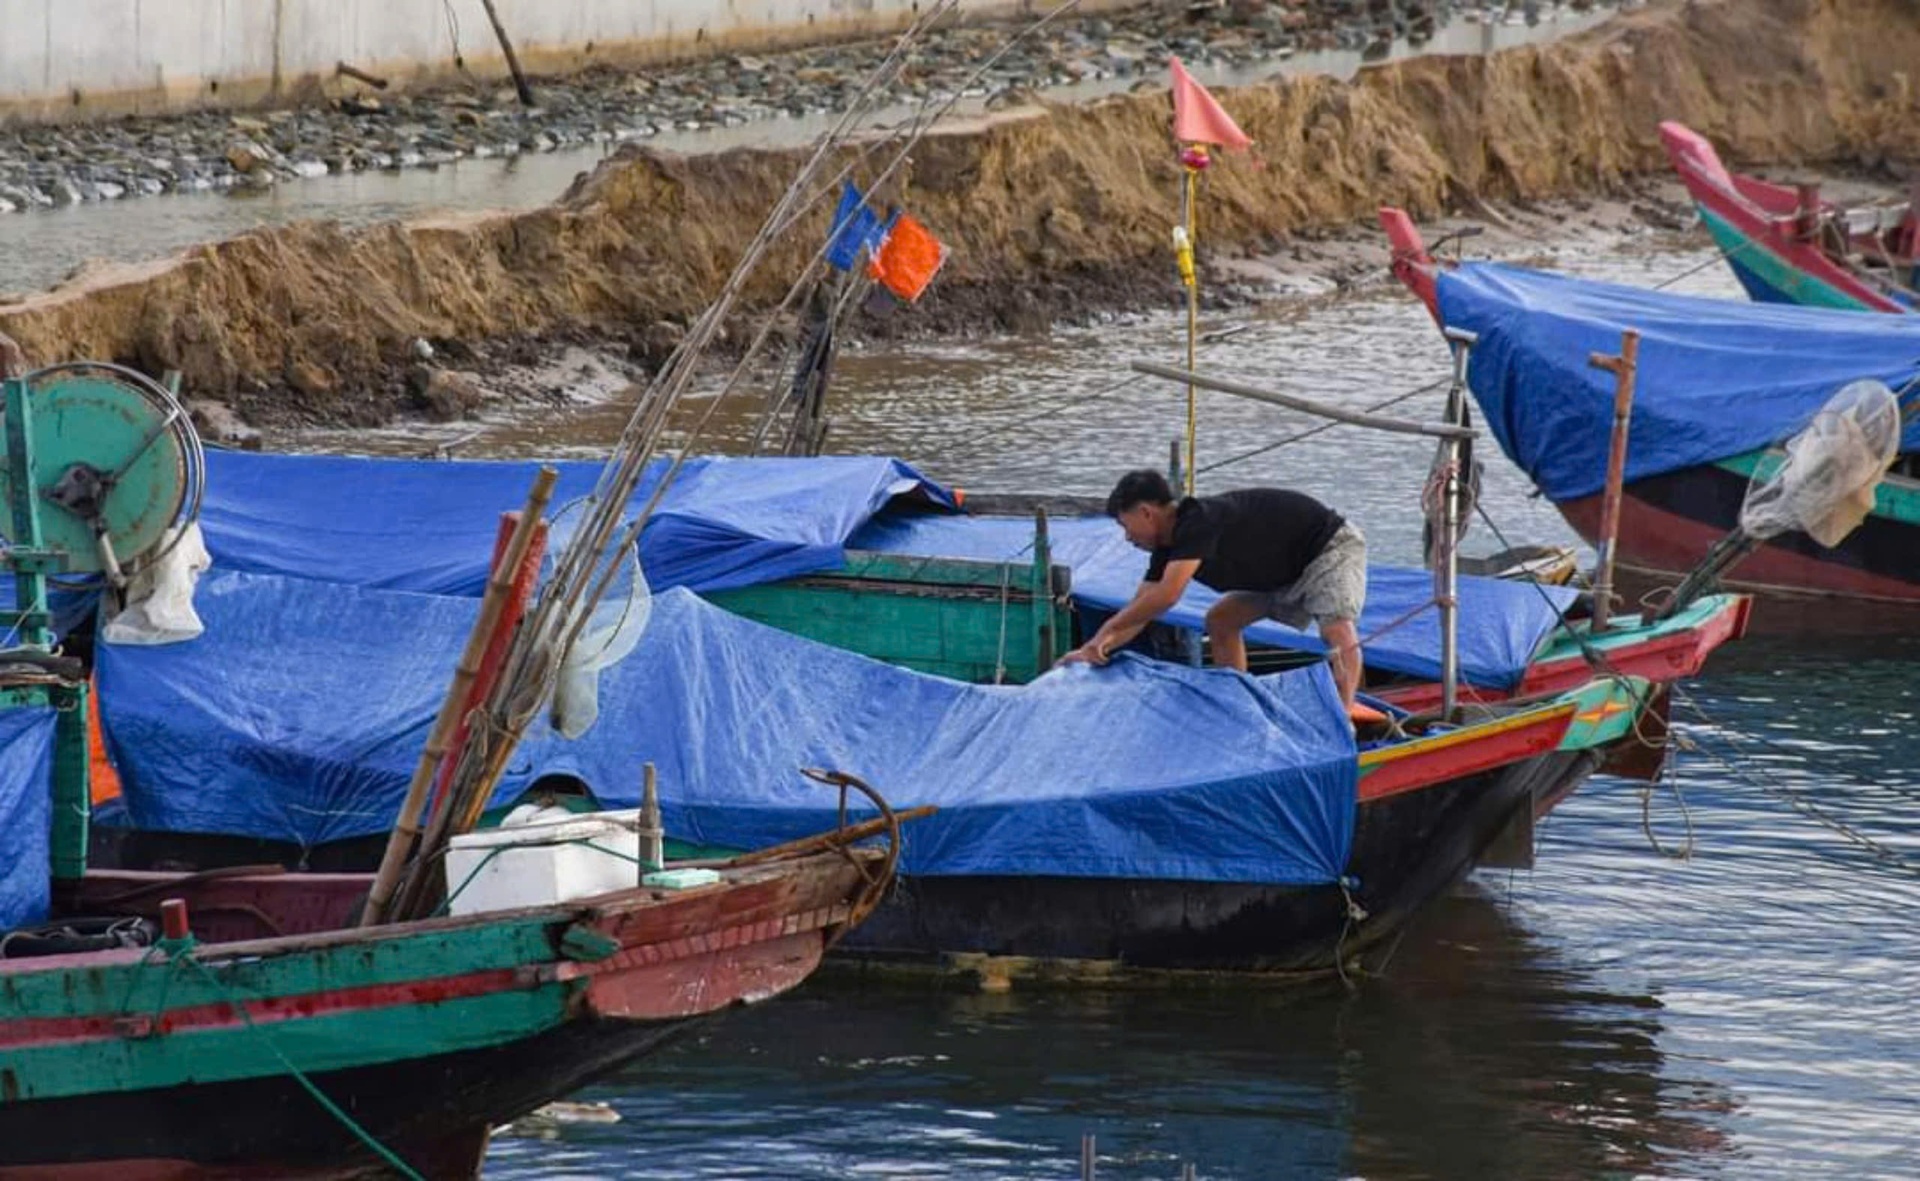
[2,894,859,1053]
[1374,595,1747,714]
[0,966,528,1052]
[1358,709,1572,803]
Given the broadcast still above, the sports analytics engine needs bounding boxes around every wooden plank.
[2,987,567,1101]
[0,916,558,1020]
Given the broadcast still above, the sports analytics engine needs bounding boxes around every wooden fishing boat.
[836,673,1658,981]
[1660,121,1917,314]
[0,345,905,1177]
[704,498,1749,710]
[1382,207,1920,628]
[2,840,891,1180]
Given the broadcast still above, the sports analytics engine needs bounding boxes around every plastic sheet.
[0,706,59,931]
[1435,262,1920,501]
[198,450,953,596]
[1739,380,1901,547]
[100,522,211,646]
[848,513,1578,687]
[97,574,1358,884]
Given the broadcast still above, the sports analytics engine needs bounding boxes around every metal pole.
[478,0,537,107]
[1181,165,1200,496]
[1588,330,1641,634]
[1131,362,1477,441]
[1081,1133,1097,1181]
[1437,328,1476,718]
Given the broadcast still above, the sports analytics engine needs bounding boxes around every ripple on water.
[463,240,1920,1179]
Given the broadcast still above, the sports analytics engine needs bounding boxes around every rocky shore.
[0,1,1605,214]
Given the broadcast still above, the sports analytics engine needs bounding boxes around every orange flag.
[868,213,947,303]
[1169,57,1252,151]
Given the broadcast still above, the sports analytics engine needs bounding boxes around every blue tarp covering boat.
[850,513,1577,688]
[200,450,955,595]
[0,707,58,930]
[198,450,1573,688]
[1436,262,1920,501]
[97,576,1358,885]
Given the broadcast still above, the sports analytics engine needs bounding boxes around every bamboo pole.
[1587,330,1641,634]
[361,466,557,927]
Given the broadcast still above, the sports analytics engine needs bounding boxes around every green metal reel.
[0,363,203,580]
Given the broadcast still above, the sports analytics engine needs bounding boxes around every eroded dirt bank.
[1,0,1914,428]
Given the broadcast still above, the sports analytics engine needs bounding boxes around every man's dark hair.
[1106,469,1175,517]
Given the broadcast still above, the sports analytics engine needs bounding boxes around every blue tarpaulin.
[1436,262,1920,502]
[193,450,1566,686]
[97,574,1358,884]
[0,706,58,931]
[200,450,952,595]
[849,513,1577,688]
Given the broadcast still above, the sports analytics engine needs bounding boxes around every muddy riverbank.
[0,3,1612,209]
[0,0,1912,431]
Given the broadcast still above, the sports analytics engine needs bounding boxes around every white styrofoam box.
[446,809,642,916]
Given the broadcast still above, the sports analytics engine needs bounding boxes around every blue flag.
[826,182,880,272]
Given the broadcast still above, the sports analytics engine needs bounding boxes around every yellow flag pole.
[1175,146,1206,496]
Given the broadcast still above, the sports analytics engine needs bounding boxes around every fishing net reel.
[0,360,206,592]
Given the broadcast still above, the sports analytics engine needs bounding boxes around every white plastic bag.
[1738,379,1901,548]
[101,522,211,646]
[550,544,652,739]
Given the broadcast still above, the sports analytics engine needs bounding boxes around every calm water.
[443,238,1920,1179]
[19,43,1916,1167]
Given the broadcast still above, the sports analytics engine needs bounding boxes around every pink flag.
[1169,57,1252,151]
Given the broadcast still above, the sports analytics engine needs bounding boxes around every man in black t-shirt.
[1060,469,1368,708]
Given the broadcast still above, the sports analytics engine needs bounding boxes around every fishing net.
[548,513,652,740]
[1739,379,1902,548]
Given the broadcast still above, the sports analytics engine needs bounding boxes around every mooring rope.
[1471,493,1920,876]
[123,940,428,1180]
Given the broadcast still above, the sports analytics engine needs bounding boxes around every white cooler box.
[445,809,643,916]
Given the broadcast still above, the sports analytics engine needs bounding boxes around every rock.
[408,366,484,421]
[286,360,336,399]
[47,174,83,206]
[225,141,266,173]
[186,400,263,451]
[229,116,271,133]
[627,320,684,371]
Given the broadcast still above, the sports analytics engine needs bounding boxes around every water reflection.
[486,886,1734,1180]
[460,240,1920,1177]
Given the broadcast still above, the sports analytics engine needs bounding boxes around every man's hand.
[1059,640,1111,667]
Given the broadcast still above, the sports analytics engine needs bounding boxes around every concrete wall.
[0,0,1031,122]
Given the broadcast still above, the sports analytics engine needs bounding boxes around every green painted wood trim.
[1714,449,1920,526]
[1698,209,1875,312]
[836,551,1050,590]
[1555,676,1652,752]
[6,987,568,1101]
[2,919,559,1021]
[707,551,1076,684]
[3,375,56,653]
[49,681,89,880]
[1529,593,1733,664]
